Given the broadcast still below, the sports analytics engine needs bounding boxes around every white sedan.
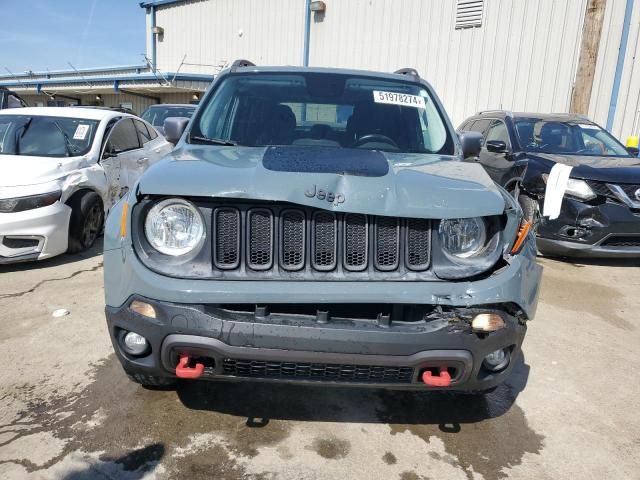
[0,107,172,263]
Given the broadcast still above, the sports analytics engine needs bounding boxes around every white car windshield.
[0,115,99,157]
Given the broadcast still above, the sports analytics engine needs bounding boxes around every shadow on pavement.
[540,254,640,268]
[175,352,530,427]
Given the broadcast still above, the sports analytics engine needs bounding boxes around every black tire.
[67,191,104,253]
[125,371,176,389]
[517,193,539,224]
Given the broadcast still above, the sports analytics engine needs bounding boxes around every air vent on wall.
[455,0,484,29]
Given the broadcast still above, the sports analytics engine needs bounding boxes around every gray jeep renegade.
[104,61,541,393]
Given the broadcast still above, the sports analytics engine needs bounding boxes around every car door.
[101,118,143,204]
[134,119,172,169]
[477,119,514,186]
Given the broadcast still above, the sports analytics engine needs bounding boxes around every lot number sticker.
[373,90,426,109]
[73,124,90,140]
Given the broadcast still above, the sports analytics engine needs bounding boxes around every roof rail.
[230,59,255,71]
[476,109,513,117]
[393,68,420,79]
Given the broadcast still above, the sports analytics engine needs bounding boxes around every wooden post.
[570,0,607,115]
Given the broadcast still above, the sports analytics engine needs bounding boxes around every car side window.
[147,123,159,140]
[105,119,141,154]
[469,119,491,135]
[485,120,510,147]
[134,119,153,145]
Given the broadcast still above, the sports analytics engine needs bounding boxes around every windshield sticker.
[73,124,90,140]
[373,90,426,109]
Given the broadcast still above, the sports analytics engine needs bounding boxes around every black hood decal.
[262,145,389,177]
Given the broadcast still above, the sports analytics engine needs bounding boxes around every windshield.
[142,106,196,126]
[190,73,454,154]
[514,119,631,157]
[0,115,99,157]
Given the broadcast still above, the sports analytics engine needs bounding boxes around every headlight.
[434,216,502,279]
[438,217,487,259]
[542,175,596,201]
[0,191,61,213]
[564,178,596,200]
[144,198,205,256]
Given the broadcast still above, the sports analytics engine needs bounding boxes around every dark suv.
[104,63,540,394]
[0,88,27,110]
[460,111,640,257]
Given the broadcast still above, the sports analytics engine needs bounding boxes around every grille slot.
[601,235,640,247]
[222,358,414,383]
[312,211,337,271]
[375,216,400,270]
[280,209,305,270]
[406,219,431,270]
[343,214,368,271]
[213,208,240,269]
[247,208,273,270]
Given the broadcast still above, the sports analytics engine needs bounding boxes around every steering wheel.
[354,134,399,149]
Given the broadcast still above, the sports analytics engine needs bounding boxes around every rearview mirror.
[486,140,509,154]
[458,131,483,159]
[164,117,190,145]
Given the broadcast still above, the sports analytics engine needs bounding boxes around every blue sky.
[1,0,146,73]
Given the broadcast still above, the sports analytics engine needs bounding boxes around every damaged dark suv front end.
[104,65,541,392]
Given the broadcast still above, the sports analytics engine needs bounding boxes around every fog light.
[129,300,156,319]
[123,331,149,356]
[472,313,505,332]
[483,348,510,372]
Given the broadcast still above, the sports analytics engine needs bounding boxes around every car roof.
[0,106,132,121]
[147,104,195,108]
[227,65,427,84]
[471,110,592,123]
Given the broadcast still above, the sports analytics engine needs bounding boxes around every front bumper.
[106,298,527,391]
[0,201,71,263]
[538,197,640,258]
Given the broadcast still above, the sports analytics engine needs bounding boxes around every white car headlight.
[438,217,487,259]
[564,178,596,200]
[144,198,205,256]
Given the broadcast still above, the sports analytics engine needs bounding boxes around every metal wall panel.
[589,0,640,139]
[154,0,306,75]
[307,0,587,126]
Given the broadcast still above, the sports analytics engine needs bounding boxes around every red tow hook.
[175,354,204,379]
[421,367,451,387]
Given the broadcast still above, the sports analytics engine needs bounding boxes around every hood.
[137,146,506,219]
[529,153,640,183]
[0,154,85,187]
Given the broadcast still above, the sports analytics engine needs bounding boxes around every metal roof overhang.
[0,73,213,96]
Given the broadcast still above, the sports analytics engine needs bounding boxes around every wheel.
[67,191,104,253]
[517,193,539,225]
[125,371,176,389]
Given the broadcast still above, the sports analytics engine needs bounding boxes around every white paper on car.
[373,90,426,109]
[543,163,573,220]
[73,124,90,140]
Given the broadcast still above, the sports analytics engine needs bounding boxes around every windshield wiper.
[14,117,33,155]
[190,135,237,146]
[52,121,75,157]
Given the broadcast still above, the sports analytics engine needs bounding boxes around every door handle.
[137,157,149,165]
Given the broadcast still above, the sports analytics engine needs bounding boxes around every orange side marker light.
[511,221,532,254]
[120,201,129,239]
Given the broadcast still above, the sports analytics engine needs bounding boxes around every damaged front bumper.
[537,197,640,257]
[0,201,71,263]
[104,240,540,391]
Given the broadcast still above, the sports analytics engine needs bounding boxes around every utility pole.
[570,0,607,115]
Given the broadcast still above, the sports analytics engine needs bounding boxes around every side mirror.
[102,150,117,160]
[458,131,483,159]
[627,146,639,157]
[163,117,190,144]
[486,140,509,154]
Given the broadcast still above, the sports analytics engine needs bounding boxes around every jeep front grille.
[207,203,432,279]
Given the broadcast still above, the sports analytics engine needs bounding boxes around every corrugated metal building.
[144,0,639,140]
